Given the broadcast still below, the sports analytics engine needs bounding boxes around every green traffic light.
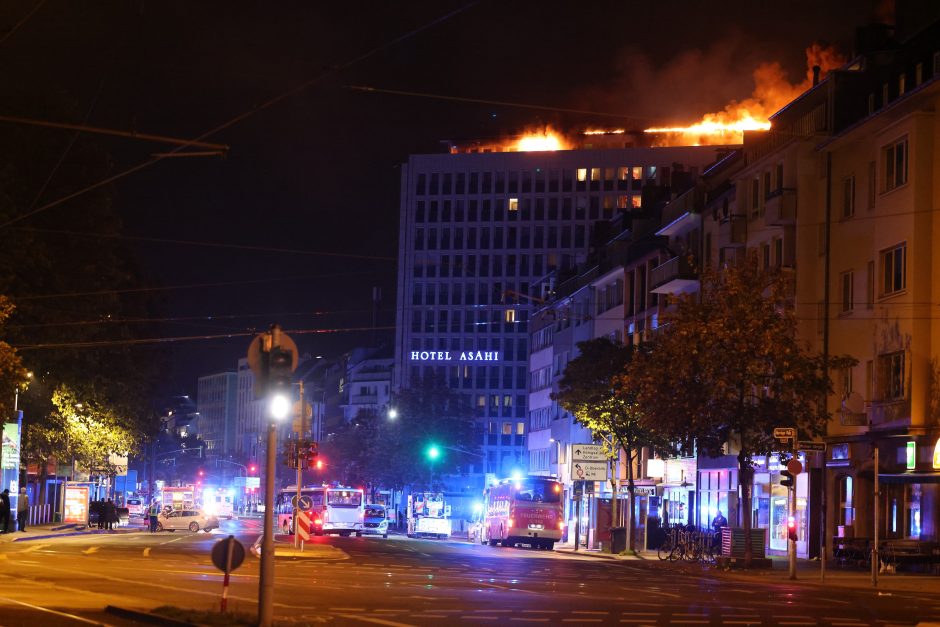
[426,445,440,460]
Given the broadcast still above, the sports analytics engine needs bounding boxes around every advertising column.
[1,412,23,500]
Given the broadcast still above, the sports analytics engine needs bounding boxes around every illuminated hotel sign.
[410,351,500,362]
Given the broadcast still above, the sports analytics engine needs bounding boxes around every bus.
[275,486,365,537]
[481,477,564,550]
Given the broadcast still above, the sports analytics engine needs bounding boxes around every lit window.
[505,309,516,323]
[516,422,525,435]
[631,196,641,209]
[590,167,600,181]
[576,168,587,182]
[617,166,629,180]
[617,195,628,209]
[631,166,642,179]
[502,422,512,435]
[508,198,519,211]
[879,243,906,297]
[883,137,908,192]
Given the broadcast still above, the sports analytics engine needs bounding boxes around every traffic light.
[306,441,319,470]
[249,465,257,473]
[266,347,293,397]
[787,515,798,542]
[780,470,794,488]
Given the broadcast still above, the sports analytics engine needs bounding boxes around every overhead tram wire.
[13,325,398,351]
[12,226,397,261]
[7,309,374,330]
[0,0,47,47]
[0,2,479,231]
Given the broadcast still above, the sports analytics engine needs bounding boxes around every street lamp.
[387,407,398,420]
[13,371,33,411]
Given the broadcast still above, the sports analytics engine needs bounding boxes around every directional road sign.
[296,510,311,542]
[571,444,606,462]
[773,427,796,439]
[798,441,827,452]
[571,461,608,481]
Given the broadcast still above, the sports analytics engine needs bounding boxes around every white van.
[318,487,364,537]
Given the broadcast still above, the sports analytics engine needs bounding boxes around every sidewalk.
[554,546,940,595]
[0,522,143,543]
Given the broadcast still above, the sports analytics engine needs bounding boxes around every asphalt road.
[0,518,938,626]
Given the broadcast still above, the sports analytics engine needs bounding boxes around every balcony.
[717,214,747,247]
[349,394,378,405]
[650,255,698,295]
[765,188,796,225]
[869,399,912,428]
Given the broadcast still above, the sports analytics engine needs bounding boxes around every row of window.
[414,224,589,252]
[841,350,906,403]
[410,308,528,335]
[412,253,564,279]
[413,195,641,223]
[411,279,533,305]
[414,166,656,196]
[837,242,907,316]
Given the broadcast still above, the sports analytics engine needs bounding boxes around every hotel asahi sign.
[410,350,500,362]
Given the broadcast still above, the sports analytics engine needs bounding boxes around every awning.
[878,473,940,484]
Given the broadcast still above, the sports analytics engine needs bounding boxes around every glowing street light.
[270,394,290,421]
[387,408,398,420]
[426,444,440,460]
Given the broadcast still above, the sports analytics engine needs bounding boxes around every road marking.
[82,546,100,555]
[143,547,151,557]
[509,619,549,623]
[332,613,416,627]
[0,594,116,626]
[17,543,49,553]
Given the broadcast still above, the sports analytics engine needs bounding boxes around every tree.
[0,295,29,416]
[619,255,854,566]
[554,337,674,553]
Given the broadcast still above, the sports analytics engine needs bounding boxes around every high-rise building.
[394,135,729,486]
[196,372,238,457]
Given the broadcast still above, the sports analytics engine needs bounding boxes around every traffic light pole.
[789,439,797,581]
[294,382,305,549]
[258,419,277,627]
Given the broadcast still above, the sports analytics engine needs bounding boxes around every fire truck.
[406,492,451,539]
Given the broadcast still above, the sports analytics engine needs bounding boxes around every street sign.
[296,510,311,541]
[291,400,313,433]
[571,443,606,462]
[786,459,803,476]
[211,535,246,572]
[798,441,827,452]
[571,461,608,481]
[297,495,313,512]
[773,427,796,439]
[245,476,260,489]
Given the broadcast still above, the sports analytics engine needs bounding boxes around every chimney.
[812,65,821,86]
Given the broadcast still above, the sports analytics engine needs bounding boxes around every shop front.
[752,454,809,557]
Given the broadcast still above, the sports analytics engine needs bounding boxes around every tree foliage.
[554,337,674,551]
[618,256,854,562]
[0,295,29,417]
[323,374,478,492]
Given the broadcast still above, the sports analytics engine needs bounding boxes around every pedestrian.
[95,500,105,529]
[149,499,161,533]
[16,486,29,532]
[104,498,117,531]
[0,489,10,533]
[711,510,728,551]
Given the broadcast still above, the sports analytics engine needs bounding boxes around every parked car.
[156,509,220,533]
[126,498,145,518]
[362,504,389,538]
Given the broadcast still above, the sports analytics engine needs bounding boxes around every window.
[504,309,516,323]
[883,137,908,192]
[502,422,512,435]
[841,367,853,397]
[880,243,906,297]
[866,260,875,309]
[508,198,519,211]
[840,271,854,314]
[867,161,876,210]
[838,476,854,527]
[576,168,587,182]
[879,351,905,400]
[516,422,525,435]
[842,176,855,218]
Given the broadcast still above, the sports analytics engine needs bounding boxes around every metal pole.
[574,482,581,552]
[872,445,879,587]
[821,151,832,582]
[789,483,797,580]
[294,382,304,549]
[258,420,277,627]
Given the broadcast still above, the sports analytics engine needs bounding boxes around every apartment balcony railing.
[868,399,912,428]
[650,255,699,295]
[765,187,796,225]
[349,394,379,405]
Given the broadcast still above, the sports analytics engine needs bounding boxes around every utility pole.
[872,444,880,587]
[294,381,305,549]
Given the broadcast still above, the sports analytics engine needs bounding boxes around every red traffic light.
[249,465,257,473]
[198,470,204,476]
[316,459,323,470]
[787,515,798,542]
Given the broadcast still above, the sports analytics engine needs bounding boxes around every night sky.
[0,0,885,394]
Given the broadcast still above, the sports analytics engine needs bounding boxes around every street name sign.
[571,461,608,481]
[572,444,606,462]
[798,441,827,452]
[773,427,796,439]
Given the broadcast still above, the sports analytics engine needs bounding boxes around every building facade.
[395,141,729,490]
[196,372,237,458]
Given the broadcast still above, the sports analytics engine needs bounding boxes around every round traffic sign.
[786,459,803,476]
[297,495,313,511]
[211,536,246,573]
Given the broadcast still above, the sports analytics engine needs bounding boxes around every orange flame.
[510,126,570,151]
[645,43,846,145]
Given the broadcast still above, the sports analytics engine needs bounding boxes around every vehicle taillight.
[558,521,565,530]
[508,518,514,529]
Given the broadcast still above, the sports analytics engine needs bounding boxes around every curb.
[105,605,198,627]
[12,528,139,542]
